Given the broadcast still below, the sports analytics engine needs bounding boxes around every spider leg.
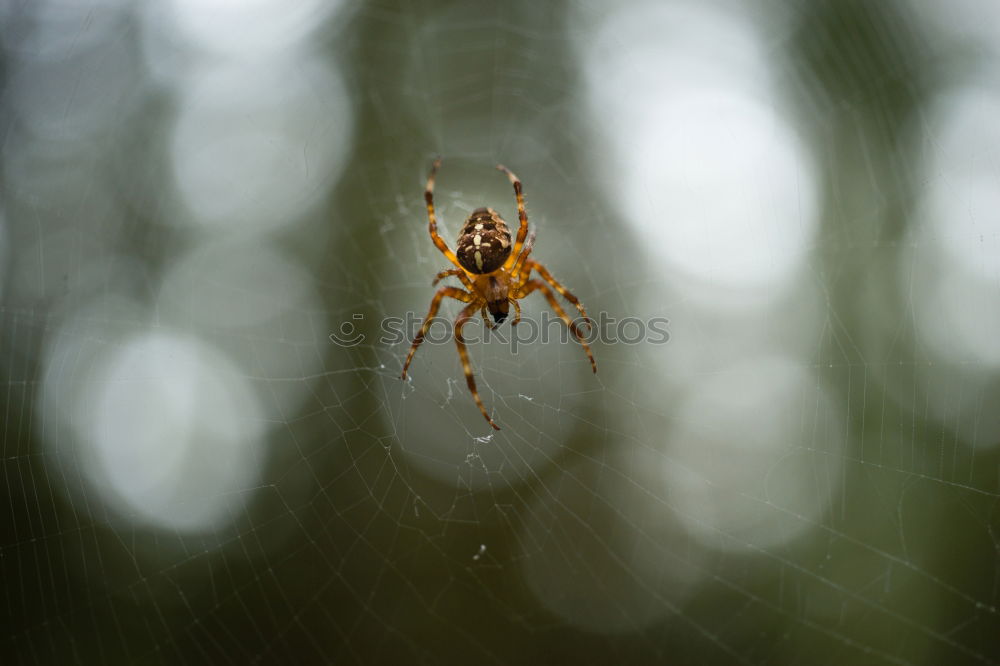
[425,159,465,271]
[519,279,597,373]
[496,164,529,270]
[510,232,536,288]
[479,305,498,329]
[524,259,592,330]
[401,286,473,379]
[455,302,500,430]
[509,298,522,326]
[432,268,475,292]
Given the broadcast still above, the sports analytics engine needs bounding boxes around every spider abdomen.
[456,207,512,274]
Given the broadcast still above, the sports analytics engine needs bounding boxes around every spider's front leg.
[524,259,593,332]
[455,302,500,430]
[401,286,473,379]
[509,298,522,326]
[519,279,597,373]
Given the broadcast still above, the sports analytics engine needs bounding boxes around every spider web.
[3,0,1000,664]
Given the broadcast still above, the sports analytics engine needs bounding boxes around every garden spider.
[401,158,596,430]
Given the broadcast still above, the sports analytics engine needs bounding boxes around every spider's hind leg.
[424,159,465,271]
[496,164,529,269]
[433,268,475,292]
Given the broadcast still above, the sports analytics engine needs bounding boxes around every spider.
[401,158,596,430]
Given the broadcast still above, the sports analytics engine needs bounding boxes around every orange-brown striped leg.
[496,164,529,270]
[455,302,500,430]
[432,268,475,292]
[509,298,522,326]
[402,286,473,379]
[479,304,498,329]
[524,259,592,329]
[510,231,536,289]
[425,159,464,271]
[518,279,597,373]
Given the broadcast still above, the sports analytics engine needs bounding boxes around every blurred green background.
[2,0,1000,663]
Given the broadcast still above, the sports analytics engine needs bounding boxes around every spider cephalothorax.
[401,158,596,430]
